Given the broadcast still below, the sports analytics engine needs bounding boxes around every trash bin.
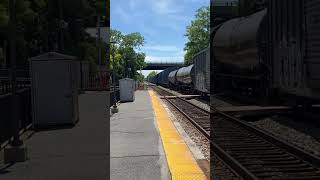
[119,78,135,102]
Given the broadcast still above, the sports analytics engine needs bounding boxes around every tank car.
[213,9,268,99]
[212,0,320,105]
[168,70,178,88]
[176,65,194,90]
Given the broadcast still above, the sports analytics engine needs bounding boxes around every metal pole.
[9,0,22,147]
[112,45,117,108]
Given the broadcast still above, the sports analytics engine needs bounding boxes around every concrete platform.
[110,91,170,180]
[0,92,109,180]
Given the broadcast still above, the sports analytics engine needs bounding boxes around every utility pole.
[4,0,28,163]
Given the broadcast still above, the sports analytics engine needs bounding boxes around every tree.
[136,72,144,82]
[184,6,209,65]
[110,29,146,80]
[146,71,158,80]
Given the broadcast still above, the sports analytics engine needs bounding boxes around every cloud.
[149,0,186,15]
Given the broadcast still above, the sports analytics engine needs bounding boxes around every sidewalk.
[0,92,109,180]
[110,91,170,180]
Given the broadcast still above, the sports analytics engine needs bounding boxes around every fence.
[0,68,31,146]
[0,88,32,145]
[77,62,110,91]
[0,78,31,95]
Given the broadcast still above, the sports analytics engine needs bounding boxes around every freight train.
[149,0,320,106]
[148,47,210,96]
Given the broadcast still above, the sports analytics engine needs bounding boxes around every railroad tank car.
[212,9,268,99]
[213,9,267,76]
[176,65,194,90]
[193,48,210,95]
[176,65,194,85]
[157,67,179,87]
[212,0,320,104]
[168,70,178,87]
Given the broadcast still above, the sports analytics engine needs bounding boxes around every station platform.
[0,92,109,180]
[111,90,206,180]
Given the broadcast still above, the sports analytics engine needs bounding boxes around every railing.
[0,68,32,146]
[84,71,109,91]
[0,78,31,95]
[0,88,32,145]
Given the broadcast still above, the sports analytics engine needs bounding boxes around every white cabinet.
[119,78,135,102]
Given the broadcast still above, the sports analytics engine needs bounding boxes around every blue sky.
[110,0,209,76]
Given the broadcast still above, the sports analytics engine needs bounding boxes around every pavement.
[0,92,110,180]
[110,90,170,180]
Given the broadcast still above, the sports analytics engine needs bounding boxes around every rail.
[152,86,320,179]
[0,88,32,146]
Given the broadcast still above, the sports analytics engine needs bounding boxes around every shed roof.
[29,52,76,61]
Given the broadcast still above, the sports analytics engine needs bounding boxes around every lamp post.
[110,41,118,113]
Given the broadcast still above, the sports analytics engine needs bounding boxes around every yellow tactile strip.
[149,90,206,180]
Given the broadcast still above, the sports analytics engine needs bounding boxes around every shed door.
[35,61,73,124]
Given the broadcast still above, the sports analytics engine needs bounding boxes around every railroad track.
[152,86,320,179]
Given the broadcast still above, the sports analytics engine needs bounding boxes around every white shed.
[29,52,79,127]
[119,78,135,102]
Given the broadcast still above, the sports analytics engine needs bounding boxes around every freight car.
[176,65,194,91]
[168,70,178,88]
[150,49,210,96]
[212,0,320,106]
[193,48,210,95]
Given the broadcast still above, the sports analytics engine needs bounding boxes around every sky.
[110,0,209,76]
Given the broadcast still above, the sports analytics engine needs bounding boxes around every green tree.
[110,29,146,80]
[136,72,144,82]
[146,71,158,80]
[0,0,108,69]
[184,6,209,65]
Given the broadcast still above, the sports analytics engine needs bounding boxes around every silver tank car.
[193,48,210,94]
[176,65,194,85]
[168,70,178,85]
[213,9,267,74]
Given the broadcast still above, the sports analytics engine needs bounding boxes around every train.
[149,0,320,106]
[148,47,210,96]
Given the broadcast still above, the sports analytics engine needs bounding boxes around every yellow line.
[149,90,206,180]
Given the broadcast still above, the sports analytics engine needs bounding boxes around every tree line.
[0,0,108,74]
[184,6,209,65]
[110,29,146,82]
